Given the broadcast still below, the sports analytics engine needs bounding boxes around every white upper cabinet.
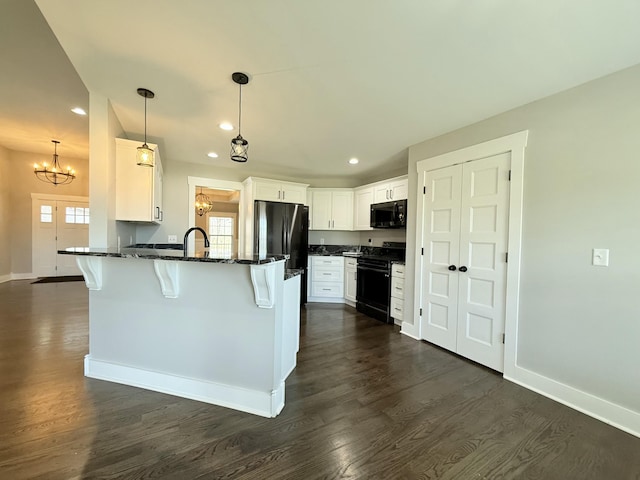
[309,189,354,230]
[372,176,408,203]
[246,177,309,204]
[115,138,163,223]
[353,185,373,231]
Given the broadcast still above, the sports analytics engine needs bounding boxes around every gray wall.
[7,148,89,275]
[406,63,640,415]
[0,146,10,278]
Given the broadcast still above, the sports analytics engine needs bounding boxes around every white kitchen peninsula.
[60,247,302,418]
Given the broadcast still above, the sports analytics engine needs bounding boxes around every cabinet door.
[153,158,163,222]
[282,184,307,204]
[373,184,390,203]
[331,190,354,230]
[389,178,408,201]
[310,190,332,230]
[345,265,357,302]
[115,139,155,222]
[254,180,283,202]
[353,187,373,230]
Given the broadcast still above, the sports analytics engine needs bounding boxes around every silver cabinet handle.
[328,220,331,228]
[390,190,393,200]
[282,190,285,200]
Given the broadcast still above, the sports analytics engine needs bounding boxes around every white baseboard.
[307,297,345,304]
[12,272,37,280]
[505,364,640,438]
[84,356,285,418]
[0,272,37,283]
[400,321,420,340]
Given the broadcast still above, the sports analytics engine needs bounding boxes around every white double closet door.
[420,152,510,372]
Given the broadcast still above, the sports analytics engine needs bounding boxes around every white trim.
[84,355,285,418]
[400,321,420,340]
[187,176,244,254]
[505,366,640,438]
[414,131,528,376]
[30,193,89,202]
[0,274,10,284]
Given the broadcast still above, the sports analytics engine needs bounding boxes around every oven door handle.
[357,265,390,275]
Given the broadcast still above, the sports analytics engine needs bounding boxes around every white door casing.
[414,130,527,375]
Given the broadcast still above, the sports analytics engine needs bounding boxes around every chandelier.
[34,140,76,186]
[195,187,213,216]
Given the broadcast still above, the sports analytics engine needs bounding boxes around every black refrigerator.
[254,200,308,304]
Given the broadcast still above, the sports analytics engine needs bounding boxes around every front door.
[421,152,510,371]
[33,197,89,277]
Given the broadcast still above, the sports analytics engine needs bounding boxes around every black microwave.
[370,199,407,228]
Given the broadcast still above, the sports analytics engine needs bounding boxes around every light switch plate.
[592,248,609,267]
[168,235,178,243]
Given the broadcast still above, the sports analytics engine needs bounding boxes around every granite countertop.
[59,247,288,265]
[285,268,304,280]
[392,260,406,265]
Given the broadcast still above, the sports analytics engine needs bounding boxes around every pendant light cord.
[238,84,242,136]
[144,96,147,143]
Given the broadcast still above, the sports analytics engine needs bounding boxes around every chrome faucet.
[183,227,210,255]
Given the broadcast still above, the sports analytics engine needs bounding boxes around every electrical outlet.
[592,248,609,267]
[168,235,178,243]
[320,238,325,245]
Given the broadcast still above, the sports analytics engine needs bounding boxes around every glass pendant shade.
[195,188,213,216]
[136,87,155,167]
[231,135,248,163]
[136,143,154,167]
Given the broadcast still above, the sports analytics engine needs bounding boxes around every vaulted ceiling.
[4,0,640,182]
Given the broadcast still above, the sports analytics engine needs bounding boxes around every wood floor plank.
[1,281,639,479]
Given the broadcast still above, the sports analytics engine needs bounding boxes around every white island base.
[74,254,300,418]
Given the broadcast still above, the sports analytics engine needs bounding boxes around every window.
[207,213,236,258]
[40,205,53,223]
[65,206,90,224]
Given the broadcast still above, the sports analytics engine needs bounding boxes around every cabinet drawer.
[390,296,404,320]
[312,268,343,282]
[391,263,405,278]
[344,257,357,268]
[311,282,343,297]
[311,256,344,268]
[391,277,405,299]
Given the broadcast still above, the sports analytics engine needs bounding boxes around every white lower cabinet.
[344,257,357,306]
[390,263,405,324]
[308,256,344,303]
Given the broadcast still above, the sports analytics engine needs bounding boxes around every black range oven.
[356,256,392,323]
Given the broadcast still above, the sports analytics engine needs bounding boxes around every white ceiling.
[5,1,640,182]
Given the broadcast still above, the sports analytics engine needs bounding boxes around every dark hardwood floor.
[1,280,639,479]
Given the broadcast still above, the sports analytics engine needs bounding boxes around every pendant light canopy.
[136,87,155,167]
[34,140,76,186]
[230,72,249,163]
[195,187,213,216]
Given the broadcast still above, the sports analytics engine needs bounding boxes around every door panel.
[420,166,462,352]
[456,152,510,371]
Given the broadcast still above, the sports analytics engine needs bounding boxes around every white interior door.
[33,197,89,277]
[420,153,510,371]
[456,153,510,371]
[422,165,462,352]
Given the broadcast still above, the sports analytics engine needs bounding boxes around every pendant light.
[195,187,213,216]
[136,87,155,167]
[34,140,76,186]
[230,72,249,163]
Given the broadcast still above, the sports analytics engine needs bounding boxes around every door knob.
[459,266,468,272]
[448,265,457,271]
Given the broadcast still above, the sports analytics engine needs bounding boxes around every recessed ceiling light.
[219,122,233,131]
[71,107,87,115]
[349,158,359,165]
[207,152,219,158]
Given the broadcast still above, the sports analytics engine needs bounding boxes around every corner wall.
[406,63,640,432]
[0,146,10,279]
